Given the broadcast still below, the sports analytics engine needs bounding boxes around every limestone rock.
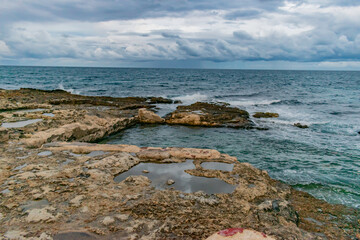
[167,179,175,185]
[69,195,85,207]
[138,108,165,124]
[102,216,115,226]
[123,175,151,187]
[115,214,129,221]
[0,127,9,142]
[253,112,279,118]
[26,208,56,223]
[165,102,253,128]
[206,228,275,240]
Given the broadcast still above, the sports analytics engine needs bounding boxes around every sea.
[1,66,359,208]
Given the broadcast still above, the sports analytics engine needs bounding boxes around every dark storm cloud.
[0,0,360,68]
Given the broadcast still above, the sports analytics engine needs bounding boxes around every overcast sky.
[0,0,360,70]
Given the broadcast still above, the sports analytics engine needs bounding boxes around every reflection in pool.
[1,119,42,128]
[114,160,236,194]
[201,162,234,172]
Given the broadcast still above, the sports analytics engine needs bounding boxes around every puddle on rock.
[38,151,53,157]
[201,162,234,171]
[15,108,46,113]
[43,113,55,117]
[20,199,49,212]
[14,163,28,171]
[87,151,106,157]
[114,160,236,194]
[1,119,43,128]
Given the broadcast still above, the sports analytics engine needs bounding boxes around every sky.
[0,0,360,70]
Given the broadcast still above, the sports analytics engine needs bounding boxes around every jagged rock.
[294,123,309,128]
[253,112,279,118]
[165,102,253,128]
[138,108,165,124]
[26,207,56,223]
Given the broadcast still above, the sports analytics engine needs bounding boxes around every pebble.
[167,179,175,185]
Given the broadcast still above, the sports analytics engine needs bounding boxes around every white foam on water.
[228,99,281,107]
[173,93,209,104]
[57,83,81,95]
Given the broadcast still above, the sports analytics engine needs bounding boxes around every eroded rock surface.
[0,89,359,240]
[165,102,254,128]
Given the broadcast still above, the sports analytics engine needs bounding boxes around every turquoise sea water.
[1,66,359,208]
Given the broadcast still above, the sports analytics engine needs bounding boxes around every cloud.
[0,0,360,68]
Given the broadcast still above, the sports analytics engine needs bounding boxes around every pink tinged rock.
[206,228,276,240]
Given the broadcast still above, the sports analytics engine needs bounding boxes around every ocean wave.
[214,92,263,98]
[270,99,303,105]
[57,83,81,95]
[228,99,281,107]
[173,93,209,104]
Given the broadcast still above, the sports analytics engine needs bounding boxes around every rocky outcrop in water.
[253,112,279,118]
[165,102,254,128]
[138,108,165,124]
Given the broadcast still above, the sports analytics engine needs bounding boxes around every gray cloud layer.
[1,0,360,68]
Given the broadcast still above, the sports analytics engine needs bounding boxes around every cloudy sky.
[0,0,360,69]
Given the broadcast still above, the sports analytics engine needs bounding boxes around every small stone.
[115,214,129,221]
[80,206,89,213]
[102,216,115,226]
[142,170,149,173]
[258,200,272,211]
[33,193,43,200]
[167,179,175,185]
[26,208,55,223]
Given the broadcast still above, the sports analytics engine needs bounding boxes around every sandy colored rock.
[102,216,115,226]
[165,102,253,128]
[69,195,85,207]
[26,208,56,223]
[138,108,165,124]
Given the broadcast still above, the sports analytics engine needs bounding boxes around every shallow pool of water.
[114,160,236,194]
[201,162,234,172]
[1,119,42,128]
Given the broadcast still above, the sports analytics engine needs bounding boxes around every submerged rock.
[253,112,279,118]
[294,122,309,128]
[165,102,253,128]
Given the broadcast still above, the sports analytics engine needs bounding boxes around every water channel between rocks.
[114,160,236,194]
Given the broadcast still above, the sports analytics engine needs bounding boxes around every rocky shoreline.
[0,89,359,240]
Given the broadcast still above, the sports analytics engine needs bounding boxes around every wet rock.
[146,97,180,104]
[165,102,253,128]
[253,112,279,118]
[102,216,115,226]
[142,170,149,173]
[123,175,151,187]
[138,108,165,124]
[294,123,309,128]
[167,179,175,185]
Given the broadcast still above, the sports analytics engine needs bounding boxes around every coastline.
[0,88,359,239]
